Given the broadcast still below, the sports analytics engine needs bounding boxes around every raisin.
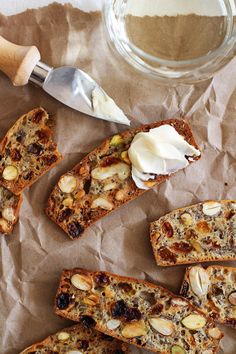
[77,340,89,349]
[56,292,70,310]
[159,247,177,263]
[94,272,110,286]
[172,242,193,254]
[36,129,51,143]
[43,154,58,166]
[212,285,223,296]
[84,179,91,194]
[162,222,173,238]
[58,208,73,222]
[101,156,120,167]
[80,316,96,328]
[180,281,189,297]
[23,171,34,180]
[100,334,114,341]
[150,303,164,315]
[27,143,43,156]
[67,221,84,238]
[112,300,127,317]
[124,307,141,322]
[32,109,44,123]
[118,282,133,293]
[16,129,26,143]
[10,148,22,161]
[210,312,220,320]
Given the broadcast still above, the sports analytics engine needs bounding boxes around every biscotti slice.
[55,268,222,353]
[20,323,129,354]
[46,119,200,239]
[180,265,236,329]
[150,200,236,266]
[0,185,22,235]
[0,107,62,194]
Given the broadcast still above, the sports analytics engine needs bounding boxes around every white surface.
[0,0,235,16]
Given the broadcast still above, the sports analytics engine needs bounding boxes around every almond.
[107,319,121,330]
[91,163,130,181]
[182,314,206,330]
[110,134,124,146]
[122,320,147,338]
[2,165,18,181]
[202,202,221,216]
[189,266,210,297]
[149,317,174,336]
[171,345,186,354]
[57,332,70,341]
[171,298,189,307]
[83,294,99,306]
[208,327,223,339]
[58,175,77,194]
[91,197,114,211]
[0,218,9,233]
[180,213,193,226]
[71,274,93,291]
[2,208,16,222]
[228,291,236,306]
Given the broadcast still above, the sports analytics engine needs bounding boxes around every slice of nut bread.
[180,265,236,328]
[46,119,200,239]
[0,185,22,235]
[150,200,236,266]
[20,323,129,353]
[0,107,62,194]
[55,268,222,354]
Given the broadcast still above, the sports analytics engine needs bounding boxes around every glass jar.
[103,0,236,83]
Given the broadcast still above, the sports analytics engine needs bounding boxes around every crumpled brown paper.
[0,3,235,353]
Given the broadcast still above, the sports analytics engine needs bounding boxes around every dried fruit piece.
[149,317,174,336]
[91,198,113,211]
[171,345,186,354]
[56,292,70,310]
[107,319,121,330]
[182,314,206,330]
[91,163,130,181]
[189,266,210,297]
[71,274,93,291]
[67,222,84,238]
[162,222,173,238]
[110,135,124,146]
[203,202,221,216]
[208,327,223,339]
[2,207,16,222]
[228,291,236,306]
[59,175,77,194]
[57,332,70,341]
[121,320,147,338]
[180,213,193,226]
[172,242,193,254]
[159,247,177,263]
[2,165,18,181]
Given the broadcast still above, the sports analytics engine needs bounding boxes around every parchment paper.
[0,3,236,353]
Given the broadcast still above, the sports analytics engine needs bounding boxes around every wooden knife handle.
[0,36,41,86]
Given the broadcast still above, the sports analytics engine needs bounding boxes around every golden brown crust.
[20,323,129,353]
[54,268,222,354]
[150,200,236,266]
[46,119,200,239]
[0,107,62,195]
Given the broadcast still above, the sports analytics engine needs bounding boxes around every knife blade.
[0,36,130,125]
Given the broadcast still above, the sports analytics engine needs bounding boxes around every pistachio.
[121,150,131,164]
[110,134,124,146]
[62,197,74,208]
[189,266,210,297]
[91,197,114,211]
[58,175,77,194]
[190,240,202,253]
[121,320,147,338]
[228,291,236,306]
[202,202,221,216]
[171,345,186,354]
[83,294,99,306]
[2,165,18,181]
[91,162,130,181]
[182,314,206,330]
[57,332,70,341]
[0,219,9,233]
[107,319,121,330]
[171,298,189,307]
[149,317,174,336]
[208,327,223,339]
[2,208,16,222]
[180,213,193,226]
[71,273,93,291]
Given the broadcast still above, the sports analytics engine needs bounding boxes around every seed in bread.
[180,265,236,329]
[20,323,129,353]
[150,200,236,266]
[55,268,222,353]
[0,107,62,194]
[0,186,22,235]
[46,119,200,239]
